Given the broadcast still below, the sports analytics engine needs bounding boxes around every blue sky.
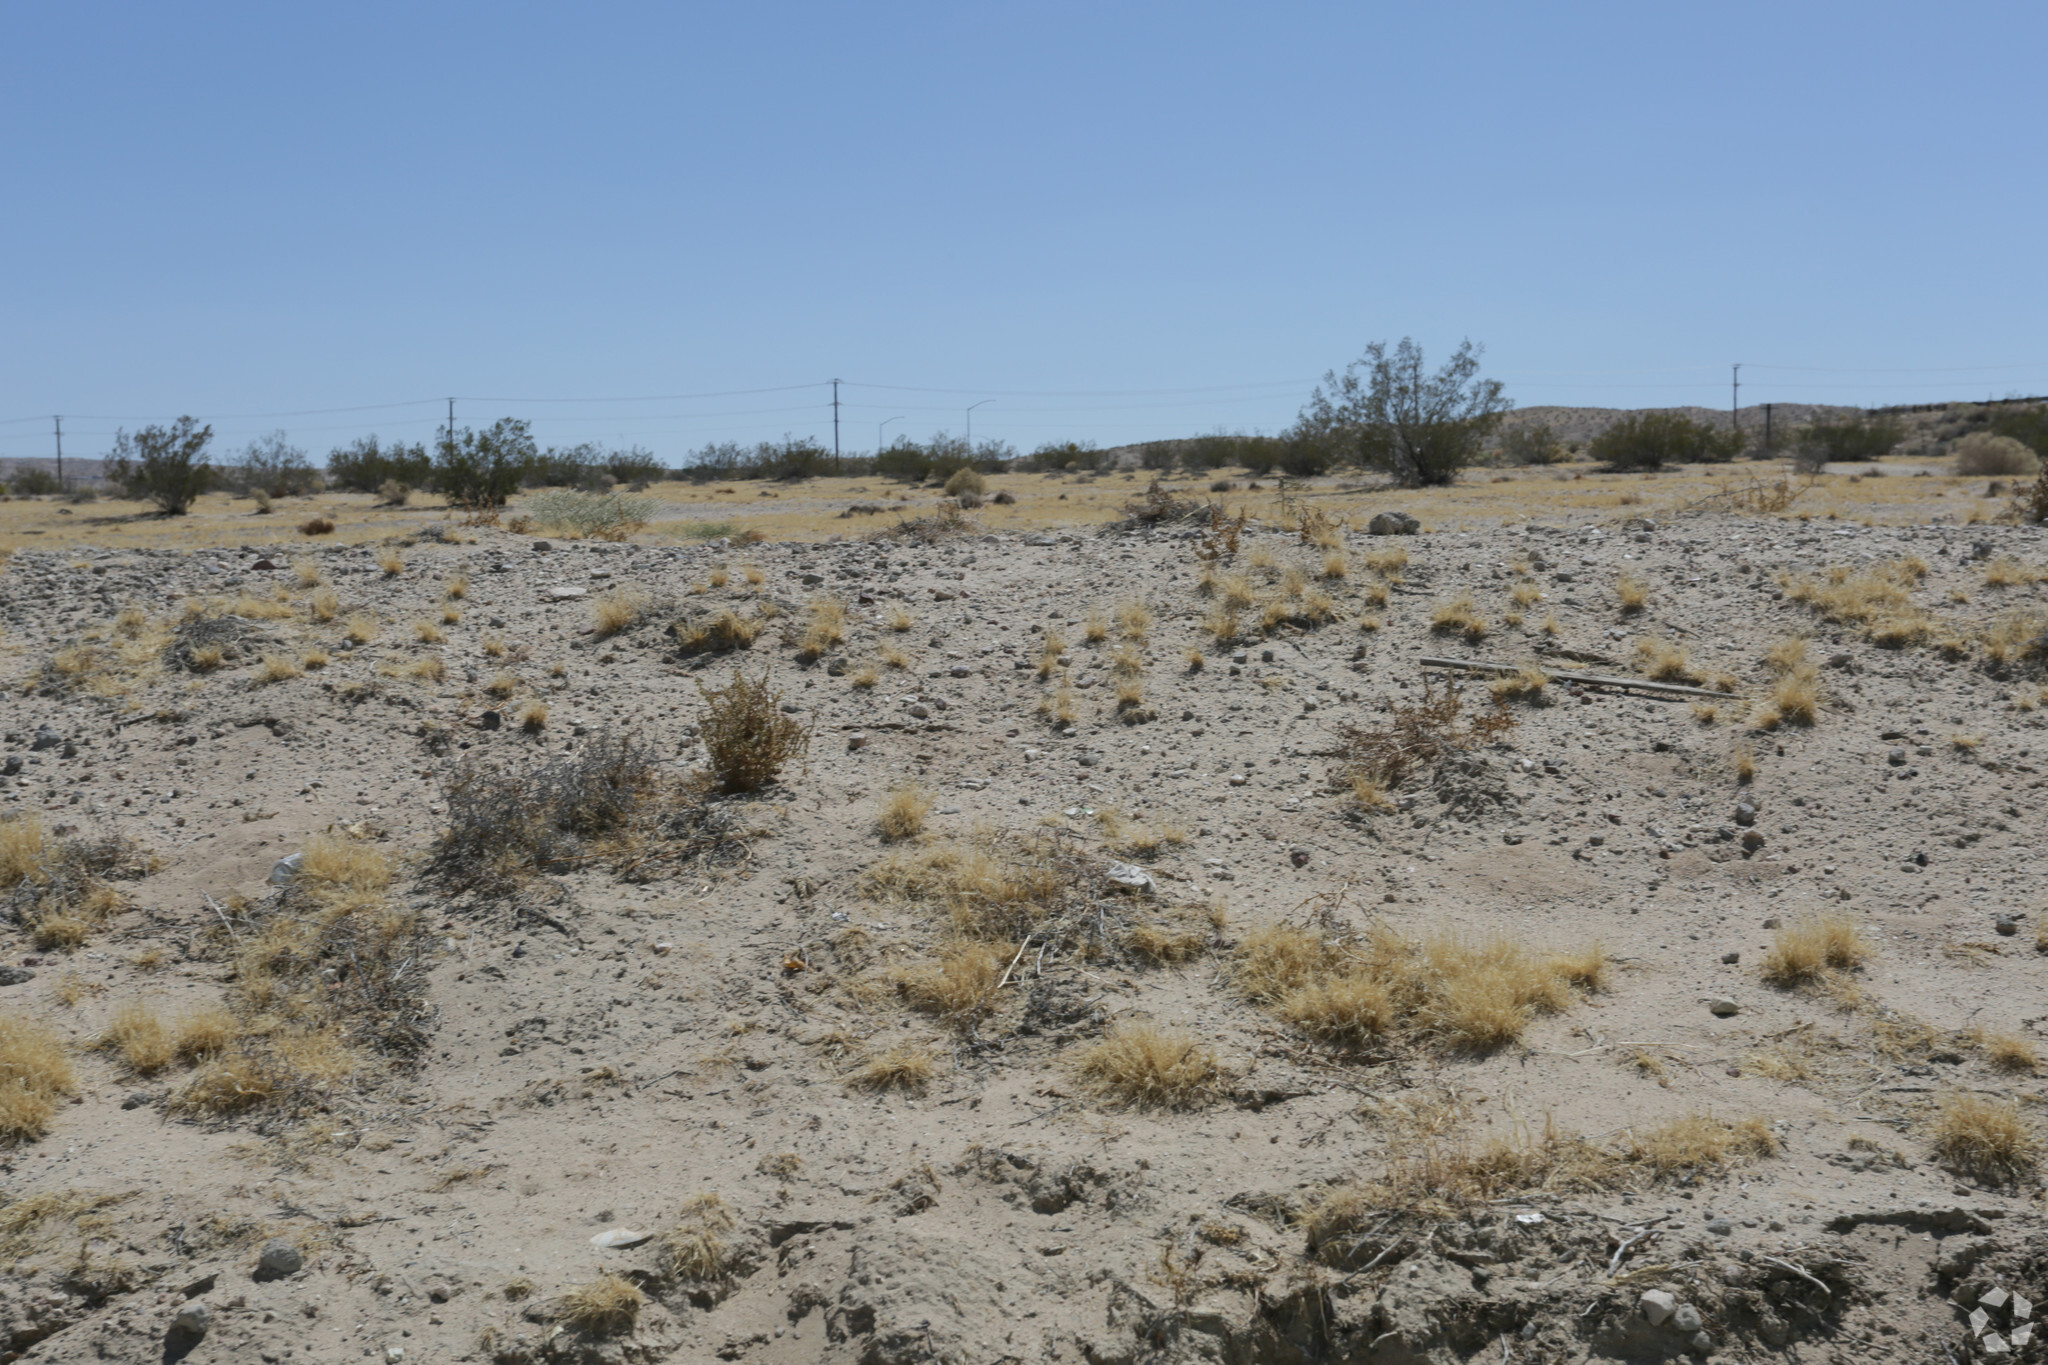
[3,2,2044,464]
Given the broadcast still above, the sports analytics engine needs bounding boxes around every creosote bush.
[697,667,808,792]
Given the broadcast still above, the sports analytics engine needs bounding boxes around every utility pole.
[1731,364,1742,438]
[53,416,62,490]
[831,379,841,471]
[966,399,992,447]
[446,398,455,455]
[1764,403,1773,452]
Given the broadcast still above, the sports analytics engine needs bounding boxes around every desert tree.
[107,416,216,514]
[1293,338,1511,487]
[434,417,536,508]
[1789,412,1905,471]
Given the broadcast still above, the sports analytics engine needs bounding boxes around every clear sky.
[3,2,2044,465]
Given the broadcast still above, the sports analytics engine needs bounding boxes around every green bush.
[108,416,216,514]
[1498,422,1567,465]
[327,436,432,493]
[524,489,660,540]
[1294,338,1510,487]
[6,467,61,496]
[1589,411,1742,471]
[1790,413,1905,470]
[435,418,536,508]
[1990,405,2048,456]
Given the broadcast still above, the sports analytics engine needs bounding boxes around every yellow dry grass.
[1234,921,1603,1053]
[557,1274,643,1335]
[876,784,934,842]
[897,942,1004,1020]
[412,619,445,645]
[860,836,1069,940]
[846,1043,935,1093]
[251,654,301,686]
[661,1193,738,1281]
[1615,572,1651,613]
[1115,600,1152,640]
[1931,1093,2039,1185]
[1429,595,1486,642]
[797,597,847,660]
[0,1015,76,1144]
[517,700,549,733]
[1761,913,1869,987]
[1074,1022,1221,1109]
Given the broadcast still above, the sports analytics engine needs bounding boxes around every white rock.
[1982,1330,2009,1356]
[1639,1290,1676,1325]
[267,852,303,887]
[171,1301,211,1337]
[589,1227,654,1249]
[2011,1323,2033,1347]
[1972,1307,1992,1336]
[1981,1288,2010,1310]
[546,585,587,600]
[2015,1293,2033,1321]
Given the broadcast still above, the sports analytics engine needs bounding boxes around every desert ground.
[2,455,2046,1365]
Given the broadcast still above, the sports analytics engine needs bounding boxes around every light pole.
[878,416,905,454]
[966,399,992,447]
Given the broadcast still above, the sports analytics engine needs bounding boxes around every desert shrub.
[1339,684,1515,800]
[525,489,659,540]
[847,1044,935,1093]
[1292,338,1510,486]
[1027,439,1103,472]
[942,467,986,497]
[2,816,147,948]
[592,591,646,638]
[377,479,410,506]
[1762,913,1868,986]
[662,1193,743,1282]
[1790,413,1905,470]
[877,784,933,842]
[434,418,535,509]
[1498,422,1567,465]
[107,416,216,514]
[1590,411,1742,470]
[555,1275,643,1336]
[7,467,61,496]
[299,517,335,536]
[225,430,319,496]
[327,436,432,493]
[696,668,808,792]
[2013,466,2048,525]
[1951,432,2041,477]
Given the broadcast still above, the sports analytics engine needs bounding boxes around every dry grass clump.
[1109,643,1145,679]
[1761,913,1869,987]
[1116,600,1152,641]
[1615,572,1651,614]
[1509,581,1544,608]
[1125,913,1213,965]
[1782,559,1935,648]
[0,1015,75,1144]
[1083,611,1109,644]
[556,1274,643,1336]
[1753,661,1821,729]
[592,591,645,638]
[298,517,335,536]
[1363,547,1408,577]
[291,558,325,589]
[517,700,549,733]
[1234,920,1603,1054]
[1931,1094,2039,1185]
[1634,636,1701,684]
[1322,551,1348,579]
[1486,664,1549,705]
[1219,574,1256,611]
[251,654,301,686]
[376,547,405,576]
[673,608,763,654]
[859,835,1071,940]
[661,1193,740,1281]
[1429,595,1487,641]
[896,942,1004,1020]
[97,1002,239,1074]
[847,1043,935,1093]
[1074,1022,1221,1110]
[795,597,847,661]
[3,816,146,951]
[343,613,378,646]
[1983,555,2043,587]
[1304,1112,1775,1239]
[1979,1031,2039,1074]
[887,605,915,632]
[876,784,934,842]
[697,667,808,791]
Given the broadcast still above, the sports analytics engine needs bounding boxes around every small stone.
[1888,747,1907,765]
[1672,1304,1703,1333]
[1705,1217,1732,1236]
[531,540,553,552]
[846,733,868,751]
[1707,997,1739,1017]
[1733,803,1756,826]
[265,852,303,888]
[1260,649,1275,663]
[546,585,586,600]
[1994,915,2020,937]
[0,966,34,987]
[121,1091,153,1110]
[478,710,503,731]
[1740,831,1765,852]
[949,664,972,677]
[907,704,929,719]
[1721,952,1740,965]
[30,725,62,752]
[588,1227,654,1249]
[1689,1330,1714,1354]
[1639,1290,1677,1325]
[1227,774,1248,786]
[800,572,824,586]
[1368,511,1420,536]
[386,1349,407,1364]
[254,1239,303,1280]
[1289,848,1310,868]
[171,1301,212,1339]
[1762,916,1780,929]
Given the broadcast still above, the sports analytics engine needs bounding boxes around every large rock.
[1368,511,1420,536]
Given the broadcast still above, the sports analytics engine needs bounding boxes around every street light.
[878,416,906,454]
[966,399,993,446]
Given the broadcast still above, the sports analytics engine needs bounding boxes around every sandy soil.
[1,481,2045,1365]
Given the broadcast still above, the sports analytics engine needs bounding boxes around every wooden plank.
[1417,655,1733,700]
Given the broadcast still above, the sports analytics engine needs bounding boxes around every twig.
[203,893,241,944]
[1756,1254,1831,1301]
[996,935,1033,989]
[1419,655,1731,700]
[1340,1235,1407,1284]
[1606,1227,1661,1276]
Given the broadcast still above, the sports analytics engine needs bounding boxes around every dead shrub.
[661,1193,740,1282]
[298,517,335,536]
[847,1043,935,1093]
[1337,682,1515,799]
[697,667,809,792]
[592,591,646,638]
[897,942,1004,1021]
[793,597,847,661]
[556,1274,643,1336]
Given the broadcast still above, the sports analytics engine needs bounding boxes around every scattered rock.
[254,1239,304,1280]
[1368,511,1420,536]
[478,710,503,731]
[1705,1217,1732,1236]
[1721,951,1740,964]
[0,966,35,986]
[589,1227,654,1249]
[546,585,586,600]
[1707,997,1739,1017]
[30,725,61,751]
[1640,1290,1677,1325]
[170,1300,211,1340]
[1103,861,1157,894]
[1994,915,2020,937]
